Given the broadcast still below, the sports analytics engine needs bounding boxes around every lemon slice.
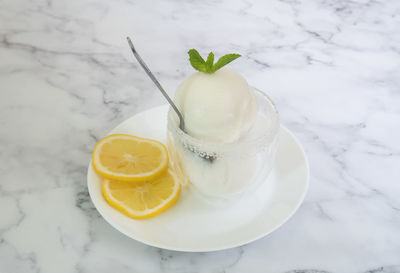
[92,134,168,181]
[102,169,181,219]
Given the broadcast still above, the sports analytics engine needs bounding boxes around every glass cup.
[167,88,280,205]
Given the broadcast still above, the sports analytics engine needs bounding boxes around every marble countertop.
[1,0,400,272]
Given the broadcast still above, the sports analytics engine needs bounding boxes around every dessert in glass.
[167,50,280,205]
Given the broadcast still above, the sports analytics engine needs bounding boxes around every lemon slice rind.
[102,170,181,219]
[92,134,168,182]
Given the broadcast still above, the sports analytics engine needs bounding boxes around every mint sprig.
[188,49,241,74]
[205,52,214,72]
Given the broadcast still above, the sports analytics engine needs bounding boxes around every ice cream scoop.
[167,49,279,203]
[174,67,258,143]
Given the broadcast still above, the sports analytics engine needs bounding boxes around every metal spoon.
[127,37,216,162]
[126,37,185,132]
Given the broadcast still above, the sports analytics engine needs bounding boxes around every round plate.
[87,105,309,252]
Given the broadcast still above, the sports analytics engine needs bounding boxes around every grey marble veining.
[1,0,400,272]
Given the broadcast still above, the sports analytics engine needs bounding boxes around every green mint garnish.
[205,52,214,72]
[188,49,241,74]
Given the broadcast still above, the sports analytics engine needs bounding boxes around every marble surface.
[1,0,399,272]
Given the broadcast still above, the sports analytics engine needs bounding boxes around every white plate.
[87,105,309,252]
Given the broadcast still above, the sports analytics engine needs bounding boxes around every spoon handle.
[127,37,185,132]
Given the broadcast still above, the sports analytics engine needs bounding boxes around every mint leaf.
[205,52,214,73]
[188,49,207,73]
[187,50,241,73]
[212,53,241,72]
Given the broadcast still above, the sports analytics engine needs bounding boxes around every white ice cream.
[174,67,258,143]
[167,67,277,204]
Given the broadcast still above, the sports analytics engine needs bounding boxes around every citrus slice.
[102,169,181,219]
[92,134,168,181]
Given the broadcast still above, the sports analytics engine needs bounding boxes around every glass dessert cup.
[167,88,280,205]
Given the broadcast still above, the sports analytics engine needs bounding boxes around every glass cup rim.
[167,87,280,153]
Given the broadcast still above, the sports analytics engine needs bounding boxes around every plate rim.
[87,105,310,252]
